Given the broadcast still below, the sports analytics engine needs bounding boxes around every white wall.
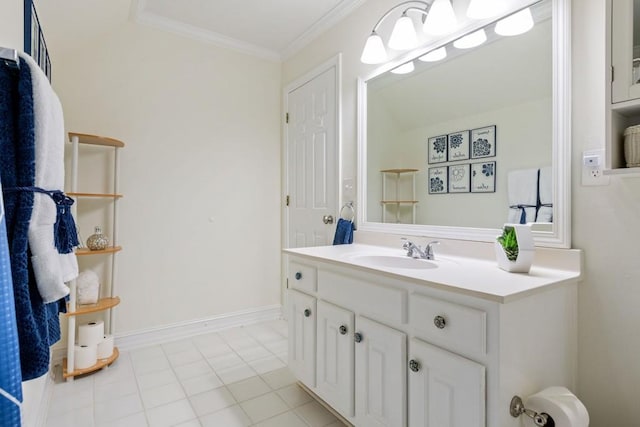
[283,0,640,425]
[0,0,22,50]
[51,21,283,336]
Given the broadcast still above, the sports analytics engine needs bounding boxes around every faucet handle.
[425,240,440,259]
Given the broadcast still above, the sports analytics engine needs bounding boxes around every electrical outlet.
[582,149,610,186]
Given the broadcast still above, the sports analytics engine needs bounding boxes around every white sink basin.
[351,255,438,270]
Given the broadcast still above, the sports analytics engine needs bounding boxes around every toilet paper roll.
[74,344,98,370]
[97,335,114,359]
[78,320,104,346]
[525,386,589,427]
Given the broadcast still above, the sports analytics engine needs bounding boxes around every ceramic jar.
[86,226,109,251]
[624,124,640,168]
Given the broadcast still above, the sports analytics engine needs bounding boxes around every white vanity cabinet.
[285,245,579,427]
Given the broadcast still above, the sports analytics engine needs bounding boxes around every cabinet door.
[288,289,316,387]
[355,316,406,427]
[316,300,355,418]
[611,0,640,102]
[408,338,485,427]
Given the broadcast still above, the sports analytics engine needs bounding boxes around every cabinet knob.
[354,332,363,343]
[295,272,302,280]
[433,315,446,329]
[304,309,312,317]
[409,359,421,373]
[339,325,348,335]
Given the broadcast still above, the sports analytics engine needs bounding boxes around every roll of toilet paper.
[78,320,104,346]
[525,386,589,427]
[74,344,98,370]
[97,335,114,359]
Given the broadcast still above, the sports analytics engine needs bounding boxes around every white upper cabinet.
[611,0,640,103]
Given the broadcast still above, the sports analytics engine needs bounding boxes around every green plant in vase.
[497,226,519,261]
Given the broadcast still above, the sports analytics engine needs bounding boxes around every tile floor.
[45,319,345,427]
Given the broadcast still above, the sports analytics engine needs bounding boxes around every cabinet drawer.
[289,261,317,293]
[410,293,486,358]
[318,270,407,325]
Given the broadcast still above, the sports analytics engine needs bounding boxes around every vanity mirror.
[357,0,570,248]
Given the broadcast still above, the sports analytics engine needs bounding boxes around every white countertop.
[283,244,582,303]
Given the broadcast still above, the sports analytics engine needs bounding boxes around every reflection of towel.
[0,187,23,427]
[536,166,553,222]
[333,218,354,245]
[507,169,538,224]
[22,53,77,303]
[0,57,64,381]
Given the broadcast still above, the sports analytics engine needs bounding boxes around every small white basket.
[623,124,640,168]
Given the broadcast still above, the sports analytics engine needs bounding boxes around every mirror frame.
[356,0,571,248]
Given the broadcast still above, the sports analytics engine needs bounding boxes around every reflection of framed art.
[428,167,448,194]
[428,135,447,164]
[448,164,470,193]
[447,130,470,161]
[471,125,496,158]
[471,161,496,193]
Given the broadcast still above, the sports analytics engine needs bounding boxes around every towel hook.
[339,201,355,221]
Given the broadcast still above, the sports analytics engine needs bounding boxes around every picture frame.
[428,166,448,194]
[447,130,470,161]
[471,125,496,159]
[428,135,447,164]
[448,164,470,193]
[471,161,496,193]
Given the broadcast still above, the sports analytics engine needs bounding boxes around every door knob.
[323,215,334,224]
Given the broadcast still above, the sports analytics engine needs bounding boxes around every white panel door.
[286,65,337,248]
[316,300,355,418]
[408,338,485,427]
[355,316,407,427]
[288,289,316,387]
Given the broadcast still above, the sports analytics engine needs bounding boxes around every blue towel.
[0,58,65,381]
[332,218,354,245]
[0,187,22,427]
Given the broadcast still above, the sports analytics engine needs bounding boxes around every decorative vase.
[495,223,535,273]
[86,226,109,251]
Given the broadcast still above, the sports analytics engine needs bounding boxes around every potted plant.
[495,224,535,273]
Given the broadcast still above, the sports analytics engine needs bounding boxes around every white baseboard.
[52,304,283,363]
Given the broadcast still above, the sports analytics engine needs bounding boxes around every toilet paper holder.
[510,396,552,426]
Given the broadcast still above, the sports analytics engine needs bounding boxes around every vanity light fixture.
[466,0,506,19]
[390,61,416,74]
[360,0,460,64]
[453,28,487,49]
[418,46,447,62]
[495,8,534,36]
[423,0,457,35]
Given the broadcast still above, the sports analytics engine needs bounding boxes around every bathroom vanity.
[284,243,581,427]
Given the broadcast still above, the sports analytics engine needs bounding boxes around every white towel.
[536,166,553,222]
[507,168,538,224]
[21,53,78,303]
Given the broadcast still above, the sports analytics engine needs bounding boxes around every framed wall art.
[471,125,496,159]
[448,164,470,193]
[428,135,447,164]
[428,166,448,194]
[471,161,496,193]
[447,130,470,161]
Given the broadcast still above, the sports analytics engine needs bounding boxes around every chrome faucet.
[401,238,440,260]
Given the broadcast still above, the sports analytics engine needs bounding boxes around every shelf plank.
[75,246,122,256]
[65,296,120,317]
[381,200,419,204]
[67,192,123,199]
[63,347,120,378]
[604,167,640,176]
[381,168,419,173]
[68,132,125,148]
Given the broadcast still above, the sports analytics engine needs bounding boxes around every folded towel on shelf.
[536,166,553,222]
[0,57,65,381]
[507,168,539,224]
[333,218,354,245]
[22,53,77,303]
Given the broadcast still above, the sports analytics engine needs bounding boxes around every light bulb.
[418,46,447,62]
[361,32,387,64]
[495,8,534,36]
[424,0,457,36]
[390,61,415,74]
[453,29,487,49]
[388,13,418,50]
[466,0,506,20]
